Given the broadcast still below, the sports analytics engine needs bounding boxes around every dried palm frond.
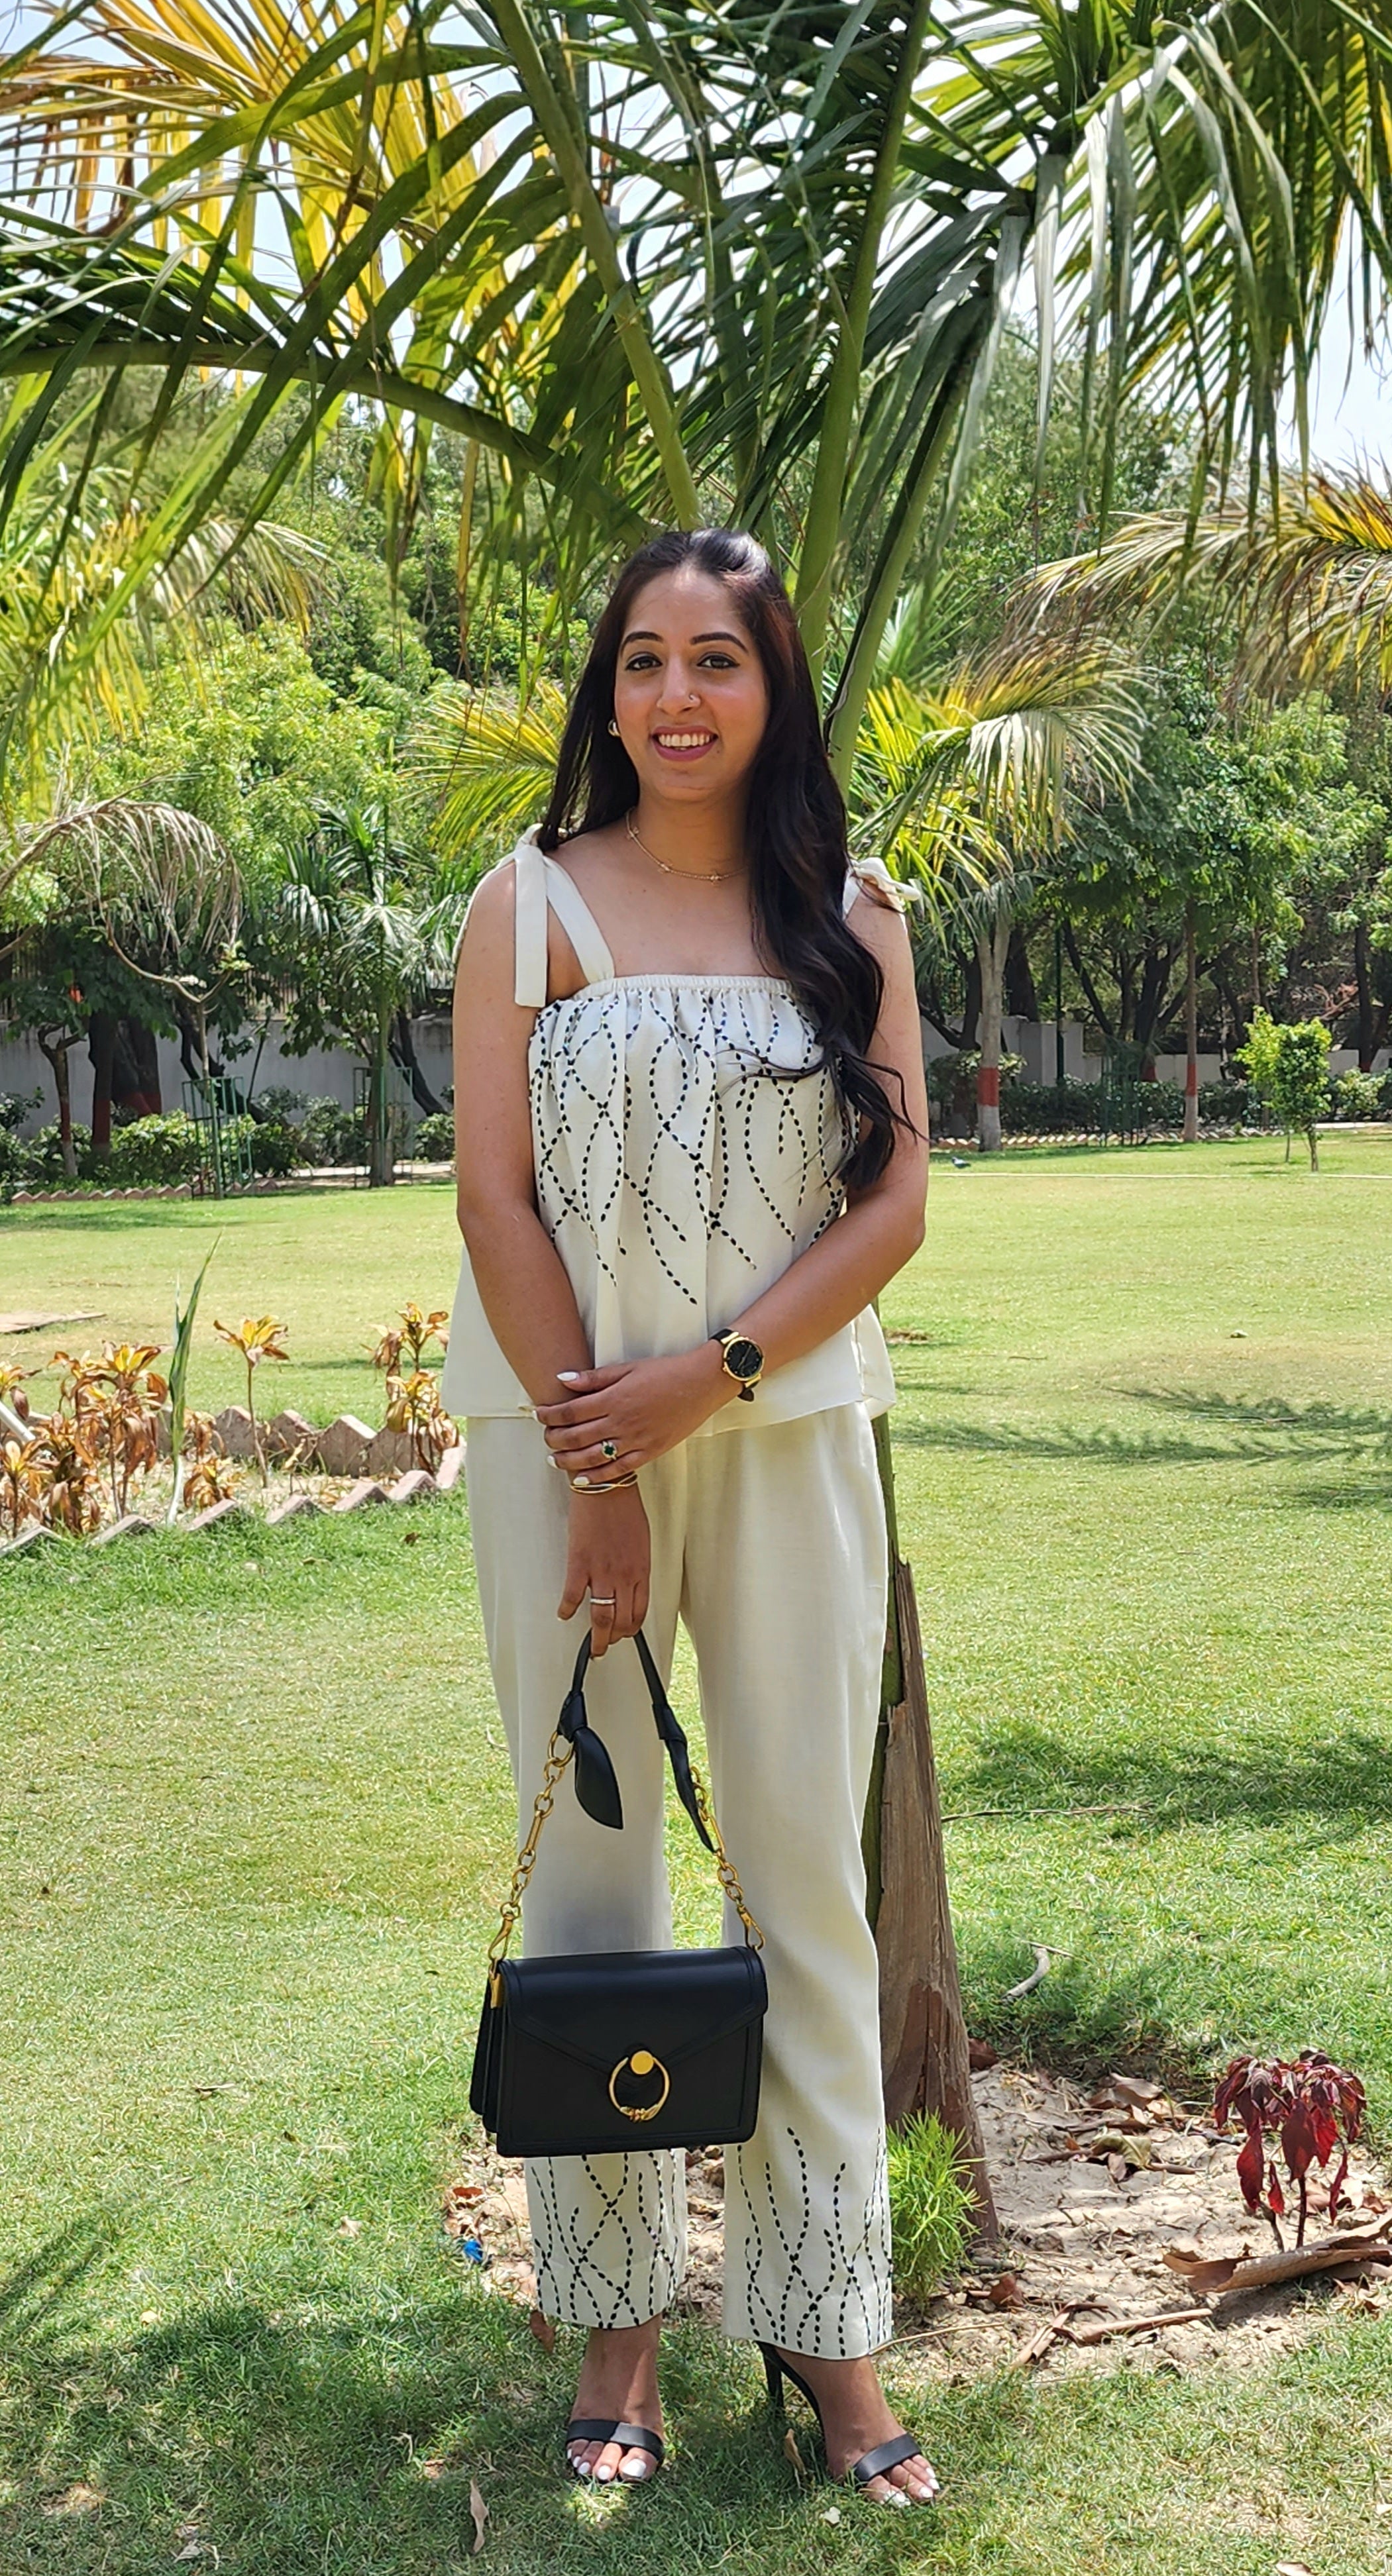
[1028,468,1392,699]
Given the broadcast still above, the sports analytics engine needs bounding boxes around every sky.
[1,0,1389,471]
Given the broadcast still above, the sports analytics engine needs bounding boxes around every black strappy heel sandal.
[759,2344,937,2504]
[564,2419,665,2483]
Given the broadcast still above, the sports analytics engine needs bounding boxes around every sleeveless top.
[439,827,898,1434]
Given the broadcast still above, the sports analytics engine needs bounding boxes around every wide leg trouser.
[464,1404,893,2359]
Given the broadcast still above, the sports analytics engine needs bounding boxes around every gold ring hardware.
[608,2048,671,2122]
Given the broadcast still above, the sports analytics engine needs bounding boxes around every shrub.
[297,1096,367,1166]
[248,1118,300,1176]
[1197,1080,1252,1125]
[1000,1080,1106,1134]
[885,2112,976,2306]
[1330,1067,1386,1121]
[0,1088,42,1134]
[413,1109,455,1162]
[105,1112,205,1185]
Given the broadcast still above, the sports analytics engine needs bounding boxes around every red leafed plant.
[1213,2051,1367,2247]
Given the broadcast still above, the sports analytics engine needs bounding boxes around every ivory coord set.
[443,829,900,2357]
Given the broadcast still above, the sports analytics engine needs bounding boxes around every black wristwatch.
[714,1327,765,1402]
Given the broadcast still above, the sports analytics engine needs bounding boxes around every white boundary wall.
[0,1011,455,1136]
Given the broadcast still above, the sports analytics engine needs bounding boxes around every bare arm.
[453,864,649,1655]
[452,863,595,1401]
[537,889,928,1476]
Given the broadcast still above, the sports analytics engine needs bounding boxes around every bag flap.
[498,1945,766,2077]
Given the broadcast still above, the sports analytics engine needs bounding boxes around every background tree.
[257,803,459,1186]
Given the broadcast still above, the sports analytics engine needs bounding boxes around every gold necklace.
[625,807,737,884]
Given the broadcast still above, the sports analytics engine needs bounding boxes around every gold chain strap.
[487,1728,574,2002]
[687,1755,764,1949]
[486,1733,764,2001]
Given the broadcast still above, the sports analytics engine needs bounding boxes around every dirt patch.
[447,2063,1391,2377]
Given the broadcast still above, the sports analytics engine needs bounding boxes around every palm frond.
[408,678,566,867]
[1026,464,1392,695]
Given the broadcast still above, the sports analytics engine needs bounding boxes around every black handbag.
[470,1629,768,2159]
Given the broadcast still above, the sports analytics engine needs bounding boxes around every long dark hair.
[537,528,902,1188]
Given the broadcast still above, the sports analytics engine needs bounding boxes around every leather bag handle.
[560,1629,715,1851]
[484,1631,763,1990]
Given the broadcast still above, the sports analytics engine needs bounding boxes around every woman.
[443,527,935,2506]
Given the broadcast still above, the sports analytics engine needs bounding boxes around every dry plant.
[176,1407,235,1515]
[372,1302,450,1376]
[212,1315,289,1484]
[0,1433,46,1537]
[51,1339,168,1521]
[384,1368,457,1472]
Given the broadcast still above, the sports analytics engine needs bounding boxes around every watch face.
[723,1335,763,1380]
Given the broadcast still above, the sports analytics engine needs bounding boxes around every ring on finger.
[588,1594,617,1607]
[600,1438,619,1461]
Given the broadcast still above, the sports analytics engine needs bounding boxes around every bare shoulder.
[453,858,517,993]
[545,821,620,883]
[845,874,912,968]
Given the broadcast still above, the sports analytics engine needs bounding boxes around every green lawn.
[1,1137,1390,2575]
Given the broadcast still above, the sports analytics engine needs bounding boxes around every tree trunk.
[368,1016,396,1187]
[1183,905,1199,1143]
[869,1534,998,2235]
[1354,921,1375,1071]
[1251,921,1262,1019]
[87,1011,116,1156]
[1004,923,1040,1021]
[37,1030,80,1178]
[131,1017,162,1115]
[958,945,982,1051]
[392,1007,447,1115]
[975,915,1009,1153]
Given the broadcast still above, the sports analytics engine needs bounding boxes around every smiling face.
[611,567,770,806]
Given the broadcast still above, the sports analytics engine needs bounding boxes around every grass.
[1,1136,1391,2573]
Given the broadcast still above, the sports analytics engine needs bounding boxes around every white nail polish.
[557,1370,582,1383]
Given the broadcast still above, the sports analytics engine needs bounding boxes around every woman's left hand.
[535,1348,726,1480]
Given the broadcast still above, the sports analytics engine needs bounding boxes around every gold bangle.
[569,1471,639,1492]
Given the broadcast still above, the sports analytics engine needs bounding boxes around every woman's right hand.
[557,1484,651,1656]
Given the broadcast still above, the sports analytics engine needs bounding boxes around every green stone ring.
[601,1438,619,1461]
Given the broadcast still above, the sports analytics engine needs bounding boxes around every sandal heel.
[759,2343,786,2410]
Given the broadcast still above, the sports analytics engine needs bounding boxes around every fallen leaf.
[469,2476,489,2553]
[967,2037,998,2070]
[337,2217,361,2237]
[1111,2073,1162,2107]
[174,2544,204,2564]
[783,2426,808,2481]
[988,2273,1026,2309]
[1106,2153,1130,2185]
[528,2307,557,2355]
[139,2308,161,2324]
[1273,2563,1312,2575]
[821,2504,842,2524]
[41,2483,105,2517]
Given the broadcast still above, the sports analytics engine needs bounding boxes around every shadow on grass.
[959,1935,1195,2086]
[0,2227,1030,2575]
[894,1382,1392,1493]
[951,1716,1392,1836]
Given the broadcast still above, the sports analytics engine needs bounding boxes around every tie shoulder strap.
[513,832,550,1008]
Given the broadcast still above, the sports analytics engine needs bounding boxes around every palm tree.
[860,631,1147,1147]
[5,0,1392,737]
[271,803,458,1185]
[1030,465,1392,702]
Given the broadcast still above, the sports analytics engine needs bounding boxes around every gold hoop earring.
[608,719,621,737]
